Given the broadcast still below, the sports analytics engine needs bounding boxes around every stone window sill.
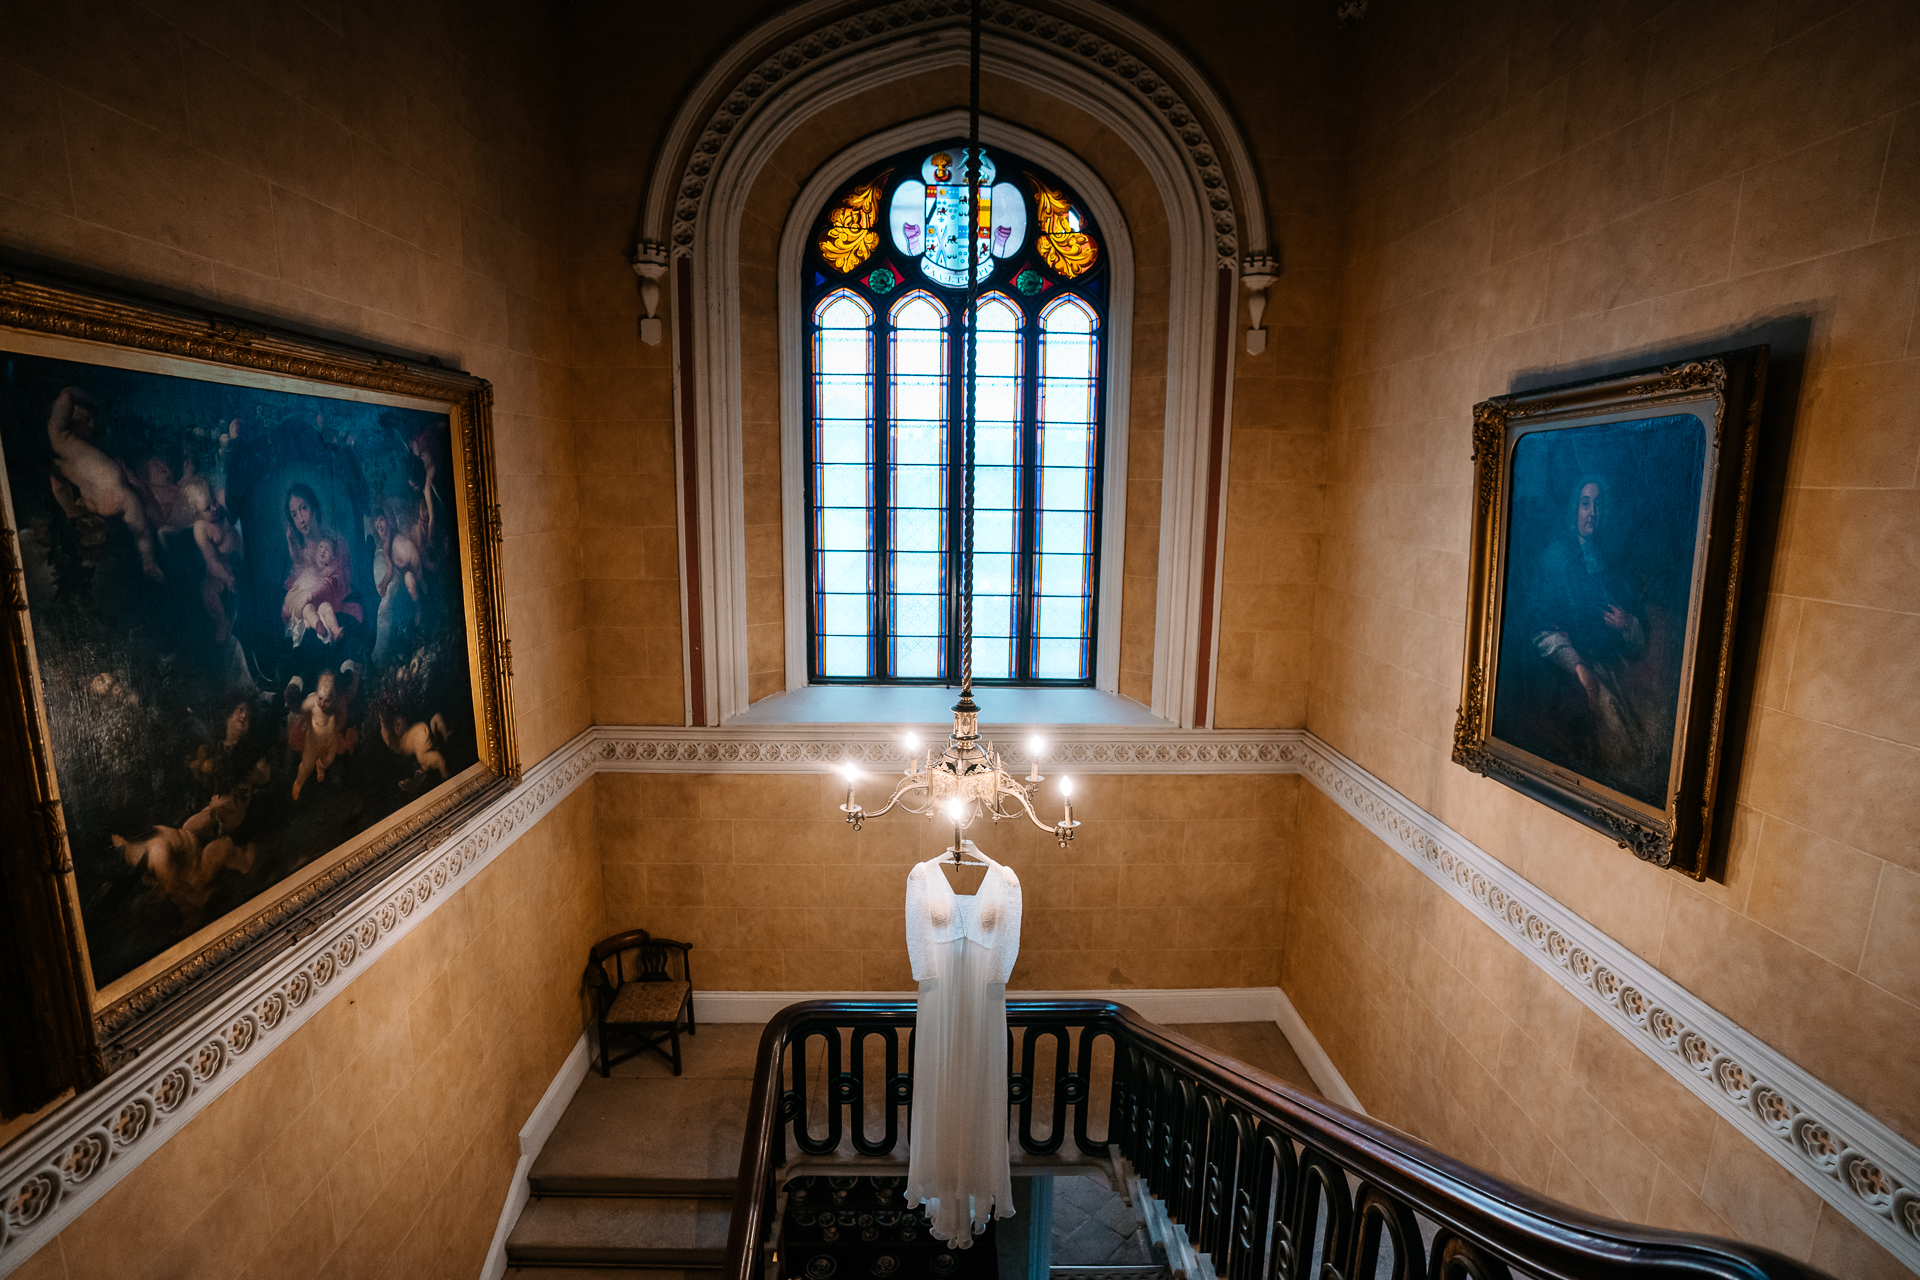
[722,684,1174,729]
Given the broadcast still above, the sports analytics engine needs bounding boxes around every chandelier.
[837,698,1079,848]
[836,0,1080,859]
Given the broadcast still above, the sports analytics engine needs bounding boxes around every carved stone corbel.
[632,241,670,346]
[1240,255,1278,355]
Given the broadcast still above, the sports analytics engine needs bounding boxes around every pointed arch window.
[803,142,1108,684]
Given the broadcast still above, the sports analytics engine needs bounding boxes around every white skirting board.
[1273,987,1366,1115]
[479,1033,590,1280]
[692,985,1365,1114]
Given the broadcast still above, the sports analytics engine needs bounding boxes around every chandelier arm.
[862,775,932,821]
[993,776,1060,834]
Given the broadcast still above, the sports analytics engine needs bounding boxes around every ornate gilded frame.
[0,273,516,1105]
[1453,349,1767,878]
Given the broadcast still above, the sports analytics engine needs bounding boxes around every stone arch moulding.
[637,0,1271,726]
[776,112,1136,699]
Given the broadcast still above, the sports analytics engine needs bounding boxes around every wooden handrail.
[724,999,1832,1280]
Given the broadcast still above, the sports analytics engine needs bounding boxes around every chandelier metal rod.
[960,0,981,702]
[833,0,1081,856]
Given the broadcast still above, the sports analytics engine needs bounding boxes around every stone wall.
[0,2,601,1276]
[1288,2,1920,1275]
[596,771,1296,993]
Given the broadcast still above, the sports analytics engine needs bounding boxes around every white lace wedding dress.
[903,846,1023,1247]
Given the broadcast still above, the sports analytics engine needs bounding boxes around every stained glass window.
[803,142,1107,684]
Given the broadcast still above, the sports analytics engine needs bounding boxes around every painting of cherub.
[1,345,485,996]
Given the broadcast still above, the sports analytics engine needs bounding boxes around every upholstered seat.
[607,979,691,1026]
[584,930,696,1077]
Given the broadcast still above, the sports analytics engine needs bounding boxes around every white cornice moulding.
[2,725,1914,1275]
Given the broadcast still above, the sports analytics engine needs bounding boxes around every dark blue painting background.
[1,351,479,989]
[1491,414,1706,808]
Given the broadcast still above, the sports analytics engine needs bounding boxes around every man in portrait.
[1528,475,1649,764]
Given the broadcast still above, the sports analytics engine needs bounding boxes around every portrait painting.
[0,274,513,1085]
[1454,350,1767,878]
[1490,415,1705,809]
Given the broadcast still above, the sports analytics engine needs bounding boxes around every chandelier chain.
[961,0,981,697]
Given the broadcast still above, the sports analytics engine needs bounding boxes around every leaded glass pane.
[805,144,1107,685]
[888,291,949,679]
[811,290,874,677]
[1032,294,1099,681]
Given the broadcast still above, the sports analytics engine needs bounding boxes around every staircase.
[497,1019,1312,1279]
[502,1026,761,1275]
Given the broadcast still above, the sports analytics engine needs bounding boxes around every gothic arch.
[639,0,1269,726]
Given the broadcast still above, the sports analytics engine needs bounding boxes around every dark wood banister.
[725,999,1833,1280]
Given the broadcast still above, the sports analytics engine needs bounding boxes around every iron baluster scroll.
[727,1000,1832,1280]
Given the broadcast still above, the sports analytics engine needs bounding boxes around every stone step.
[528,1173,738,1198]
[530,1075,751,1191]
[505,1195,731,1269]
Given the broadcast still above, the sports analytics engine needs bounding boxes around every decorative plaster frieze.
[1293,737,1920,1272]
[591,724,1303,773]
[3,724,1914,1276]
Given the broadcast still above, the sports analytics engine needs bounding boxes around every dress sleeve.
[905,864,935,982]
[989,864,1022,984]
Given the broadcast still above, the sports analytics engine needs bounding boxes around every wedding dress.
[903,845,1023,1247]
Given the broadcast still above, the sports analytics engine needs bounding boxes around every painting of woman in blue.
[1491,416,1707,809]
[1,351,479,992]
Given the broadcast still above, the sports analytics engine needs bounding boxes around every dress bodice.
[904,851,1022,984]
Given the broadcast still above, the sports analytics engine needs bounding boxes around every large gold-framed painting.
[1453,349,1767,879]
[0,274,513,1094]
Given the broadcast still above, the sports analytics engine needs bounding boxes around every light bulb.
[945,797,967,822]
[903,731,920,752]
[1027,734,1043,757]
[839,762,860,782]
[1060,776,1073,797]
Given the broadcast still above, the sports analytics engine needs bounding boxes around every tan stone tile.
[1875,103,1920,241]
[1491,108,1670,263]
[1642,1159,1733,1238]
[1807,1201,1912,1279]
[1733,116,1894,273]
[1660,887,1920,1140]
[1745,816,1882,969]
[1544,176,1739,320]
[142,1157,271,1280]
[1860,861,1920,1007]
[1794,587,1920,738]
[1568,1008,1718,1190]
[1740,709,1920,873]
[1793,359,1920,489]
[1664,0,1920,196]
[1545,1146,1628,1219]
[1699,1118,1824,1258]
[0,58,73,214]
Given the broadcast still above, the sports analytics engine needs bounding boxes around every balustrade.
[727,1000,1829,1280]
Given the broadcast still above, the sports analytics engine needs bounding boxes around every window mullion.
[1016,308,1040,682]
[946,305,964,685]
[874,308,892,680]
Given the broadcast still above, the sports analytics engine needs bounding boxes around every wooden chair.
[584,930,696,1077]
